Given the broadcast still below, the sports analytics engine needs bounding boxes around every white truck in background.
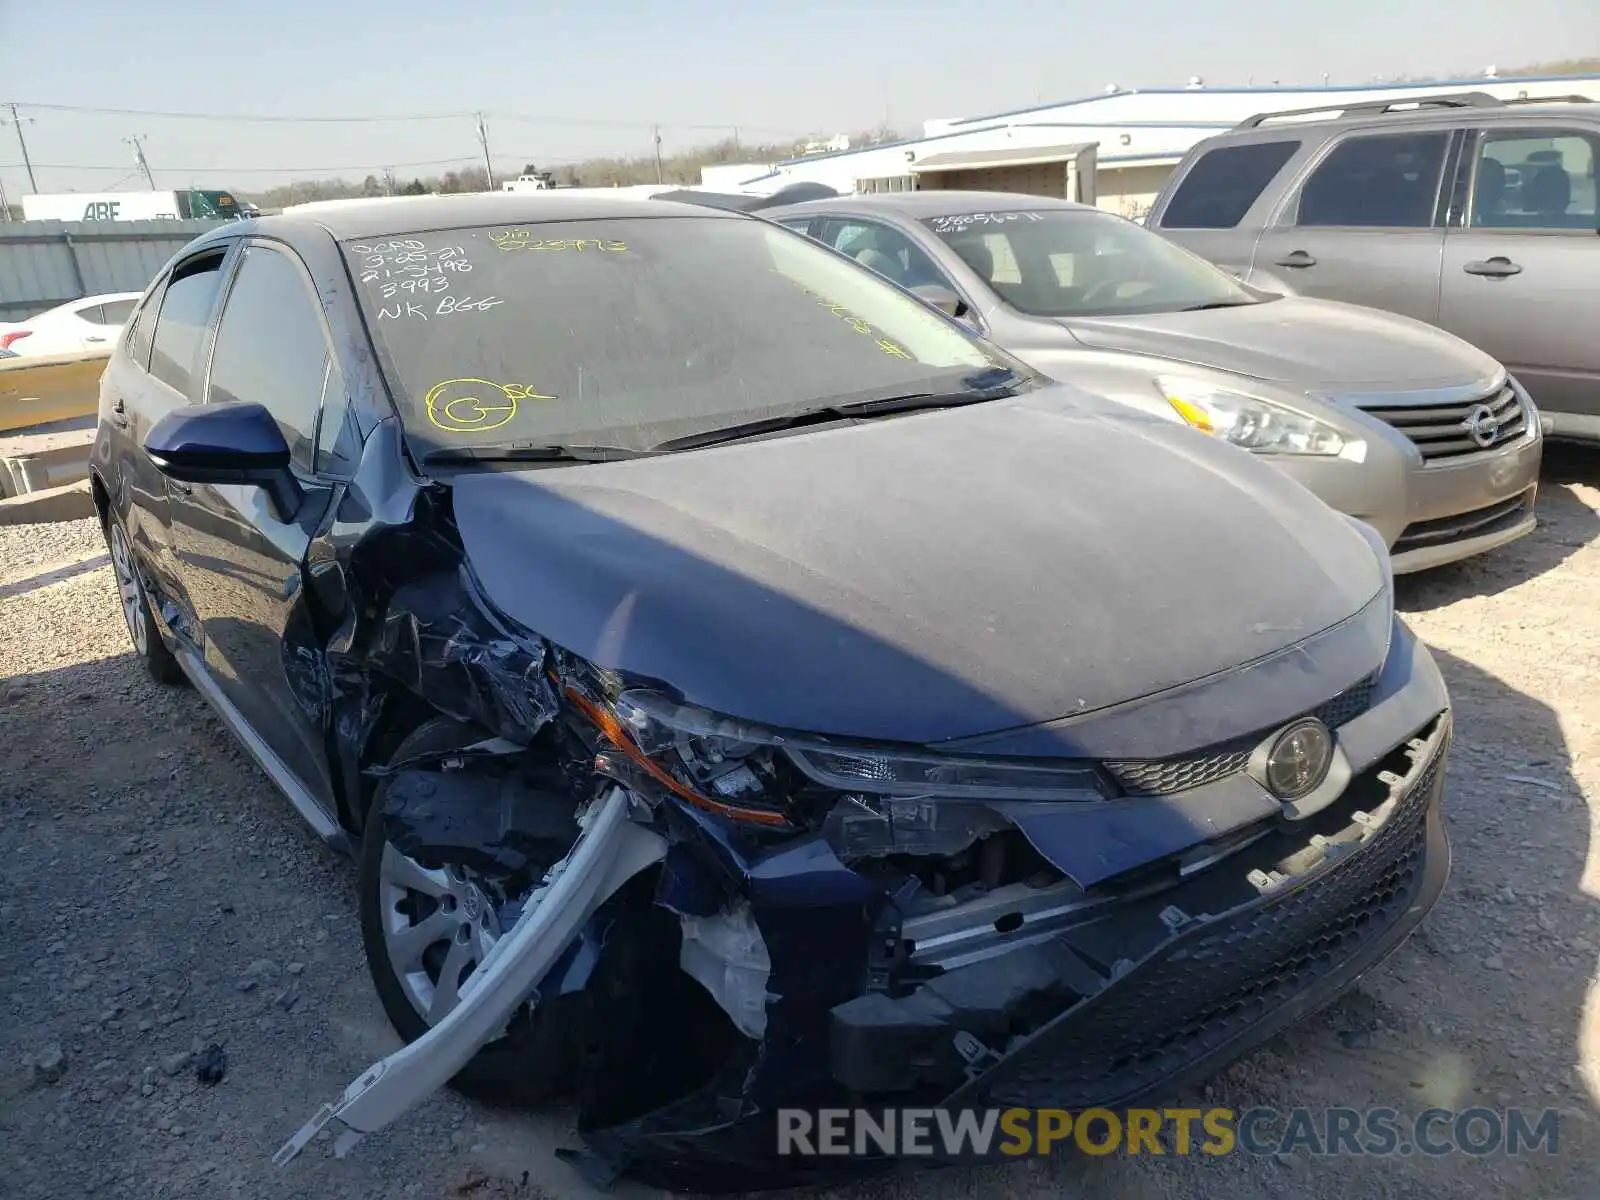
[502,173,555,192]
[20,189,249,222]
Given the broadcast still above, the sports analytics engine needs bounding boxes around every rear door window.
[148,252,227,394]
[1469,128,1599,229]
[1295,131,1451,228]
[98,299,138,326]
[123,286,160,368]
[1160,141,1301,228]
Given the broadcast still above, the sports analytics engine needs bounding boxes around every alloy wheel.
[378,844,502,1024]
[109,522,148,656]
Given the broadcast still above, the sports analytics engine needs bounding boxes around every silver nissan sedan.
[766,190,1545,574]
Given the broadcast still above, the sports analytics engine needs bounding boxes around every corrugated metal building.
[733,71,1600,218]
[0,220,222,322]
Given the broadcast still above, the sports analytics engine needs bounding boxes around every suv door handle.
[1463,256,1522,278]
[1273,250,1318,268]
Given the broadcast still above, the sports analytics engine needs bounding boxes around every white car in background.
[0,292,142,357]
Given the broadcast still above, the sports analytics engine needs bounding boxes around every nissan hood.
[1063,296,1502,392]
[452,386,1383,746]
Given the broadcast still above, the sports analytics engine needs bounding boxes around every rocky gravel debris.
[2,451,1599,1199]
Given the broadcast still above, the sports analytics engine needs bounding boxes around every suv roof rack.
[1503,93,1595,105]
[1234,91,1504,130]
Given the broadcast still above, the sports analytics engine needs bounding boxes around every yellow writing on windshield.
[424,377,558,433]
[771,269,915,360]
[490,231,628,253]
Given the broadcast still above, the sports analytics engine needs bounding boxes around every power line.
[0,155,485,175]
[0,100,813,138]
[3,101,471,123]
[490,110,806,136]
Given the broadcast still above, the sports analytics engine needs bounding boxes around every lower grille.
[1393,490,1534,554]
[1360,384,1526,461]
[1106,673,1378,797]
[982,728,1443,1108]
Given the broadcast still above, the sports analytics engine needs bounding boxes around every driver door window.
[206,244,339,474]
[819,219,954,292]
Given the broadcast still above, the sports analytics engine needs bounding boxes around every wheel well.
[89,472,111,531]
[346,689,467,832]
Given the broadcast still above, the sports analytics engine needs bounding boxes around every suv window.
[148,252,227,394]
[1161,141,1301,229]
[1296,131,1450,228]
[820,218,952,290]
[207,243,332,471]
[1470,129,1599,229]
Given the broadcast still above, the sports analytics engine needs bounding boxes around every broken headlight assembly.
[571,686,1109,856]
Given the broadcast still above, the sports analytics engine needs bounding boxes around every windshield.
[181,190,241,219]
[345,217,1013,457]
[921,208,1258,318]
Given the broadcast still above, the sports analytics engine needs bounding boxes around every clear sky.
[0,0,1593,197]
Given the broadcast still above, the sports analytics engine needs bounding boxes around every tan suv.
[1146,91,1599,443]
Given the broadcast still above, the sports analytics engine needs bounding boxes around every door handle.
[1462,256,1522,278]
[85,336,107,343]
[171,483,193,496]
[1273,250,1317,268]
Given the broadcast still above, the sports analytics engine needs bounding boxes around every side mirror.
[144,401,303,519]
[910,283,966,318]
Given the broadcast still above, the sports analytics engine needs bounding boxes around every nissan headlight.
[1158,376,1345,456]
[579,689,1108,828]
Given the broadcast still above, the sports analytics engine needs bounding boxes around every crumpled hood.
[1064,296,1502,391]
[453,386,1382,746]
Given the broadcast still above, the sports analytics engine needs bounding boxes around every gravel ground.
[2,450,1598,1200]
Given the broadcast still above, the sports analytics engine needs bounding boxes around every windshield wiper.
[655,367,1024,453]
[421,442,656,468]
[1179,298,1260,312]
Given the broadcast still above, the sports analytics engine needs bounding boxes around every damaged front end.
[282,560,1451,1192]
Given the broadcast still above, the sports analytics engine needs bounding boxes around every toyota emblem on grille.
[1462,404,1500,448]
[1263,718,1334,802]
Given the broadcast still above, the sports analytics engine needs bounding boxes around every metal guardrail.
[0,348,110,433]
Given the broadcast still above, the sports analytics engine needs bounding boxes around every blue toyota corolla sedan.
[90,191,1451,1191]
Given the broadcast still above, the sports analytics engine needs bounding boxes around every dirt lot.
[3,451,1598,1200]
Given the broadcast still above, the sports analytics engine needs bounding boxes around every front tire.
[358,717,574,1106]
[105,513,183,685]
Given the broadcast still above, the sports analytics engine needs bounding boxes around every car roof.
[765,190,1097,219]
[227,192,744,242]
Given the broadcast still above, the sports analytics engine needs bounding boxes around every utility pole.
[652,124,664,184]
[4,104,38,192]
[0,174,10,221]
[124,135,155,188]
[475,112,494,190]
[732,126,741,152]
